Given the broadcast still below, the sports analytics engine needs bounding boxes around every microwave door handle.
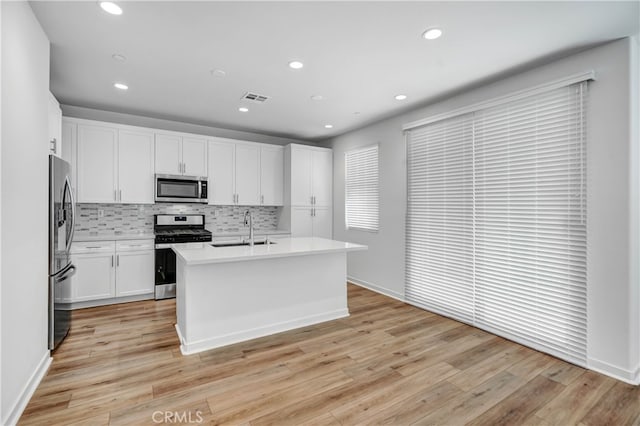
[198,180,202,198]
[64,176,76,253]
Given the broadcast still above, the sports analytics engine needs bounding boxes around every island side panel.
[175,257,188,344]
[177,251,349,355]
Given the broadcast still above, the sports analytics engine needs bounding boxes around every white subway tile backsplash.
[76,204,280,234]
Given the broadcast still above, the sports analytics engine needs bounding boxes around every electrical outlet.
[98,209,104,218]
[213,209,219,218]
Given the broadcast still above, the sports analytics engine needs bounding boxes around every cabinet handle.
[116,254,119,267]
[114,190,117,201]
[119,189,122,202]
[236,194,239,204]
[183,163,186,174]
[261,195,264,204]
[86,246,101,249]
[50,138,57,153]
[111,255,114,267]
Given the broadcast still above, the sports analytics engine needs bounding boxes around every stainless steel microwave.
[155,174,208,203]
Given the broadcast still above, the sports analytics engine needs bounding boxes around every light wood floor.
[20,284,639,425]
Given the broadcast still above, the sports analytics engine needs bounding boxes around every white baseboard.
[588,357,640,385]
[178,309,350,355]
[347,276,405,302]
[3,351,52,426]
[70,293,154,310]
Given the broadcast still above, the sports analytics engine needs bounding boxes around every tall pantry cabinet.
[282,144,333,238]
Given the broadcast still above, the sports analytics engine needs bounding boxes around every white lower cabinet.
[70,239,154,305]
[290,207,332,239]
[115,241,155,297]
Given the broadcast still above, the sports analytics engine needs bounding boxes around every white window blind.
[345,145,379,232]
[406,114,475,323]
[405,81,588,366]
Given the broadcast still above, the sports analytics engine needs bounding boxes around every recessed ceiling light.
[211,69,226,78]
[422,28,443,40]
[310,95,324,101]
[394,94,407,101]
[288,61,304,70]
[353,111,361,115]
[324,124,333,129]
[112,54,126,62]
[100,2,122,15]
[238,107,249,112]
[114,82,128,90]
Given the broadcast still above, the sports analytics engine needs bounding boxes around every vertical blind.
[345,145,379,232]
[405,81,588,365]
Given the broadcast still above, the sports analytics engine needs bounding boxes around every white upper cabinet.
[312,150,333,206]
[290,145,313,206]
[208,140,236,205]
[155,133,207,177]
[287,144,332,207]
[209,139,279,206]
[61,119,77,197]
[182,137,208,177]
[235,143,260,206]
[76,121,154,204]
[155,134,182,175]
[118,130,155,204]
[48,92,62,157]
[260,145,284,206]
[77,124,118,203]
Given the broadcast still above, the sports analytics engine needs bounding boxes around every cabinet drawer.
[71,241,116,254]
[116,239,154,251]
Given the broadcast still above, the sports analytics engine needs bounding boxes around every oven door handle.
[155,244,174,249]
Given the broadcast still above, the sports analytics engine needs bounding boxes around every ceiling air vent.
[242,92,269,103]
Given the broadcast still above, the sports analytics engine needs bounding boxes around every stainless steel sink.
[211,240,276,248]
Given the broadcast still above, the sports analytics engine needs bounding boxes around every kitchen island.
[172,237,367,355]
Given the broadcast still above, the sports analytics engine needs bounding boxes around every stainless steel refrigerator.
[48,155,76,350]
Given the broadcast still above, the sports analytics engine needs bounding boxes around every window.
[345,144,379,232]
[405,79,588,365]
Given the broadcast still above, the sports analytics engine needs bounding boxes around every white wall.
[62,104,317,147]
[328,38,640,383]
[630,34,640,382]
[1,2,51,424]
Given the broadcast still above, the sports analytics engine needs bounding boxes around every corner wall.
[1,3,51,423]
[328,38,639,383]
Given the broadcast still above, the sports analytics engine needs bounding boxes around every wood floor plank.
[414,370,527,425]
[18,284,640,426]
[465,375,566,426]
[535,370,617,425]
[580,380,640,426]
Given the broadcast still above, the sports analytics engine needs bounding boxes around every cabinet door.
[290,146,313,206]
[48,93,62,157]
[72,253,116,301]
[260,146,284,206]
[235,143,260,206]
[115,250,154,297]
[182,137,208,177]
[61,120,77,198]
[155,134,182,175]
[77,124,118,203]
[208,140,235,205]
[290,207,313,237]
[312,150,333,206]
[312,207,333,239]
[118,130,155,204]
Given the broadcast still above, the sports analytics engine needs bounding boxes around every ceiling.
[31,1,639,141]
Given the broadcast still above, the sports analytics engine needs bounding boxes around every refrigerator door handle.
[55,264,76,283]
[64,176,76,253]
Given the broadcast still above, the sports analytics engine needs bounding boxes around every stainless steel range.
[154,214,212,299]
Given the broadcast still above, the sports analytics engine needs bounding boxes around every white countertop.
[74,232,155,242]
[172,237,367,265]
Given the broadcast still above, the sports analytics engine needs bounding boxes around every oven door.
[155,175,206,203]
[155,245,177,299]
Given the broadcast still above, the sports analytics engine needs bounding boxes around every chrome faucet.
[243,210,254,246]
